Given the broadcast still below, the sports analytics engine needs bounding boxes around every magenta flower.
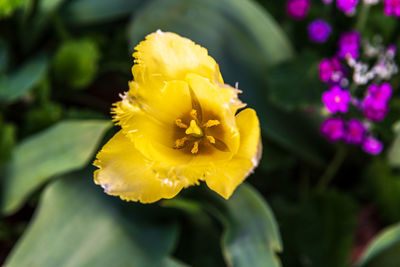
[286,0,311,19]
[322,86,351,113]
[337,0,359,14]
[308,19,332,43]
[322,0,333,3]
[367,83,392,102]
[363,96,389,121]
[362,136,383,155]
[319,58,346,83]
[321,118,346,141]
[337,31,361,59]
[345,119,366,145]
[384,0,400,17]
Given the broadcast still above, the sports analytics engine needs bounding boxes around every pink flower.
[345,119,366,145]
[287,0,311,19]
[362,137,383,155]
[384,0,400,17]
[321,118,346,141]
[322,86,352,113]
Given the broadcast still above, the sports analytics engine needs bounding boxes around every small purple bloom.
[384,0,400,17]
[319,57,346,83]
[322,0,333,3]
[363,96,389,121]
[362,136,383,155]
[321,118,346,141]
[367,83,392,102]
[387,44,397,56]
[286,0,311,19]
[308,19,332,43]
[337,0,359,14]
[337,31,361,59]
[345,119,366,145]
[322,86,352,113]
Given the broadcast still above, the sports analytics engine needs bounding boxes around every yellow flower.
[93,31,261,203]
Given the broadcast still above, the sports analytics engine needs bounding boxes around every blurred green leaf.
[388,121,400,167]
[221,183,282,267]
[281,190,357,267]
[0,118,16,163]
[0,40,8,73]
[62,0,143,25]
[365,159,400,223]
[128,0,293,70]
[0,0,26,18]
[5,169,182,267]
[0,54,48,103]
[0,120,111,215]
[53,39,100,89]
[266,51,324,111]
[357,222,400,267]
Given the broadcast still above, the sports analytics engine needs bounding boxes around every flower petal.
[205,108,261,199]
[132,31,222,85]
[94,131,185,203]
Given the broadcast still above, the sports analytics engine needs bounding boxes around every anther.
[175,119,188,128]
[206,135,216,144]
[191,141,199,154]
[203,119,220,128]
[174,137,188,149]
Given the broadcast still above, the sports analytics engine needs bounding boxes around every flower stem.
[355,3,370,33]
[317,145,347,191]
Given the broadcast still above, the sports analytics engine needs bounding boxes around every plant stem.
[355,3,370,33]
[317,145,347,191]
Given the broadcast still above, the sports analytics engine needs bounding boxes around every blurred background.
[0,0,400,266]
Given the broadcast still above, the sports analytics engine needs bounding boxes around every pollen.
[175,119,188,128]
[175,137,188,148]
[203,119,220,128]
[206,135,216,144]
[191,141,199,154]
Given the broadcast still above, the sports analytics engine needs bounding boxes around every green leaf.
[388,121,400,167]
[63,0,143,25]
[0,54,48,103]
[0,120,111,215]
[357,222,400,267]
[364,159,400,223]
[221,183,282,267]
[53,39,100,89]
[0,40,8,73]
[280,190,357,267]
[0,119,16,164]
[266,51,324,111]
[5,169,182,267]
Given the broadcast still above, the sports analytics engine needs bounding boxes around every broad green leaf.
[365,159,400,223]
[357,222,400,267]
[221,183,282,267]
[0,120,111,215]
[266,51,324,111]
[5,169,182,267]
[388,121,400,167]
[278,190,357,267]
[63,0,143,25]
[0,54,48,103]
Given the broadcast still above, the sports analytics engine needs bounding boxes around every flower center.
[174,109,224,154]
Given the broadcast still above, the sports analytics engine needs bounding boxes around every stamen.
[206,135,216,144]
[175,119,188,128]
[174,137,188,149]
[190,109,198,121]
[191,141,199,154]
[203,119,220,128]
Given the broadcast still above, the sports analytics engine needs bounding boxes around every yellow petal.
[205,108,261,199]
[132,31,222,86]
[94,131,185,203]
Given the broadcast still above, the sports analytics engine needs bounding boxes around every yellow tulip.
[93,31,261,203]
